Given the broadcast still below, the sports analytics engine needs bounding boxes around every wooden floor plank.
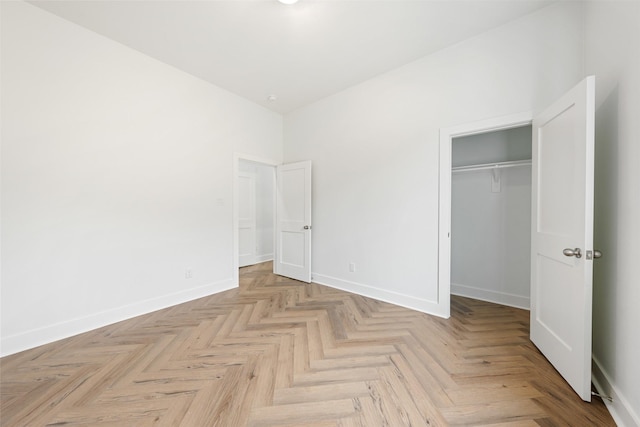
[0,261,615,426]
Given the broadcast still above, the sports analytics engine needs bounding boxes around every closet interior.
[451,126,532,309]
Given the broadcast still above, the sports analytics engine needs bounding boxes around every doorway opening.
[233,154,278,286]
[233,156,313,286]
[451,125,532,309]
[438,112,533,317]
[238,159,276,268]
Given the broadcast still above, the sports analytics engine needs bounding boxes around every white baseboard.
[239,254,273,268]
[255,253,273,263]
[451,282,530,310]
[0,279,236,357]
[312,273,448,318]
[592,356,640,427]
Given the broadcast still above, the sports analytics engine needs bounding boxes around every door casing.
[438,112,534,319]
[233,153,278,285]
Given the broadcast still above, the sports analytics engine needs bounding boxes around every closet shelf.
[452,159,531,173]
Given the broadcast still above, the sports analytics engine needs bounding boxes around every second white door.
[275,161,312,283]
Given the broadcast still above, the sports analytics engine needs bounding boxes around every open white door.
[531,76,596,401]
[275,161,312,283]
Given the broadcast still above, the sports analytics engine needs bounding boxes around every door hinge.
[591,391,613,402]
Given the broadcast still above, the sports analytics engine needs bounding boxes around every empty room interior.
[1,0,639,425]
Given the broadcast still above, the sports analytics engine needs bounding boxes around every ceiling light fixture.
[278,0,299,4]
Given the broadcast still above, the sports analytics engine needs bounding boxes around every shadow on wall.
[592,85,618,368]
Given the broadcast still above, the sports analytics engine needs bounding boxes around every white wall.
[451,127,532,309]
[284,2,584,313]
[586,1,640,425]
[0,2,283,356]
[3,3,636,422]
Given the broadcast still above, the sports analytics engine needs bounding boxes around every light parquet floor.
[1,262,615,426]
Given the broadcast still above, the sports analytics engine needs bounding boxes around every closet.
[451,126,532,309]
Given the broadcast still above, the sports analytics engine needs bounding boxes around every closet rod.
[452,159,531,173]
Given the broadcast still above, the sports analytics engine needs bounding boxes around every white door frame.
[438,112,533,318]
[233,153,278,286]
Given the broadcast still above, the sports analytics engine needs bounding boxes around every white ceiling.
[29,0,554,114]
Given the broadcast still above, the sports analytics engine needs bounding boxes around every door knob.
[586,249,603,260]
[303,225,311,230]
[563,248,582,258]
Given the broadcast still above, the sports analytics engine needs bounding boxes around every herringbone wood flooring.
[1,262,614,426]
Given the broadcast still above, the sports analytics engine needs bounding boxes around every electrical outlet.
[349,262,356,272]
[185,269,193,279]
